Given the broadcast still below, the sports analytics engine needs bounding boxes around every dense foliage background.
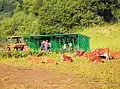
[0,0,120,37]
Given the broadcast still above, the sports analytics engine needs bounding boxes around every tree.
[0,0,120,37]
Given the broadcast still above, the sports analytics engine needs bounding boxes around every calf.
[75,50,84,57]
[61,54,73,62]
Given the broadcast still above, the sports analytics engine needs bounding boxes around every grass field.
[81,23,120,51]
[0,23,120,89]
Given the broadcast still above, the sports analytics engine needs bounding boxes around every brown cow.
[74,48,111,63]
[61,54,73,62]
[92,48,111,60]
[75,50,104,63]
[75,50,99,58]
[109,51,120,59]
[86,52,104,63]
[75,50,84,57]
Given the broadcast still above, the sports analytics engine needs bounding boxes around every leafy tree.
[0,0,120,37]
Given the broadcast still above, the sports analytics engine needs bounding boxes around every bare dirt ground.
[0,64,107,89]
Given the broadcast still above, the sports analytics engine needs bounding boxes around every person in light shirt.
[40,40,45,50]
[44,40,49,51]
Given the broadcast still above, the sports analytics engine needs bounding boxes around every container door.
[77,35,90,52]
[28,39,39,52]
[51,40,59,52]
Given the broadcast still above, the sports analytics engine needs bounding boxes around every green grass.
[0,23,120,89]
[81,23,120,51]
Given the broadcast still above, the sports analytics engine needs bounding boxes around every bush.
[0,50,48,58]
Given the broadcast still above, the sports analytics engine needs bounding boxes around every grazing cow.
[61,54,73,62]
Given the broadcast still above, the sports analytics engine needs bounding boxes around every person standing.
[44,40,49,51]
[40,40,45,50]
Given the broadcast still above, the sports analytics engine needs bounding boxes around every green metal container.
[24,34,90,53]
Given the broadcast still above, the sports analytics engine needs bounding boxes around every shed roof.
[24,33,89,38]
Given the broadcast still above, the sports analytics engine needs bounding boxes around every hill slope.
[80,23,120,51]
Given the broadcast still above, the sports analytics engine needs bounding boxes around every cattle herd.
[61,48,120,63]
[28,48,120,64]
